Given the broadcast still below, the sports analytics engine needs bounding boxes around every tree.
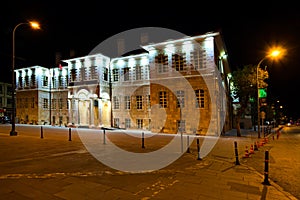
[230,65,268,136]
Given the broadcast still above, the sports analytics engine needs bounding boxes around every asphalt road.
[241,126,300,199]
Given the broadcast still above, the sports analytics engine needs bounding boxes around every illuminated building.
[15,31,232,134]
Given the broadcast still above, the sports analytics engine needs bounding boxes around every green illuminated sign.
[259,88,267,98]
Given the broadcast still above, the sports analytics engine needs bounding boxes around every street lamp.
[256,49,283,138]
[10,21,40,136]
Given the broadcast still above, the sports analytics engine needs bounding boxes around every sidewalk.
[0,125,297,199]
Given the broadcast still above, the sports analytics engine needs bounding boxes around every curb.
[244,164,298,200]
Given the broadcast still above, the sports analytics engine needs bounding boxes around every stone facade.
[15,31,232,134]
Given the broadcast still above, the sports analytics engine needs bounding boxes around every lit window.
[195,89,205,108]
[43,98,48,109]
[172,54,186,71]
[137,119,143,129]
[113,69,119,82]
[124,96,131,109]
[155,54,168,73]
[135,65,142,80]
[136,96,143,109]
[159,91,168,108]
[113,96,120,109]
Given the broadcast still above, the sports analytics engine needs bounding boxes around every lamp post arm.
[12,23,28,69]
[257,57,267,68]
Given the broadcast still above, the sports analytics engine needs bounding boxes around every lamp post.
[256,49,282,138]
[10,21,40,136]
[256,58,266,138]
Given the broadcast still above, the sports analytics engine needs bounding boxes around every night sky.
[1,1,300,118]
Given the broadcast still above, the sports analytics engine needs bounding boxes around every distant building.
[15,66,69,125]
[15,31,233,134]
[0,82,13,117]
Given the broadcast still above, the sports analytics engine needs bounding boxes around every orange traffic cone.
[257,140,261,147]
[260,138,265,146]
[249,144,254,154]
[264,137,268,144]
[243,146,251,158]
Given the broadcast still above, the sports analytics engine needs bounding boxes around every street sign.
[259,88,267,98]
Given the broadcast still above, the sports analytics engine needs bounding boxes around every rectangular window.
[172,54,186,71]
[137,119,143,129]
[43,98,48,109]
[159,91,167,108]
[71,68,77,82]
[195,89,205,108]
[123,67,130,81]
[52,76,56,88]
[176,90,185,108]
[90,66,98,80]
[125,118,131,128]
[156,54,168,73]
[124,96,131,110]
[113,69,119,82]
[103,67,108,81]
[135,65,142,80]
[113,96,120,109]
[191,49,205,70]
[43,76,48,87]
[136,95,143,109]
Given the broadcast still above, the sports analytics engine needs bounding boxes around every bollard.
[262,150,271,185]
[142,132,145,148]
[254,141,258,151]
[68,128,72,141]
[103,129,106,144]
[197,138,202,160]
[234,141,240,165]
[40,126,43,139]
[186,135,190,153]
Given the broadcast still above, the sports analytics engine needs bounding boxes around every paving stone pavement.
[0,125,298,200]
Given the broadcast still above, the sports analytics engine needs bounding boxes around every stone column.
[90,99,94,127]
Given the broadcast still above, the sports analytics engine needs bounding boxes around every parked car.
[0,116,11,124]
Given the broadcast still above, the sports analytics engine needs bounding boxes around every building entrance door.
[78,100,90,126]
